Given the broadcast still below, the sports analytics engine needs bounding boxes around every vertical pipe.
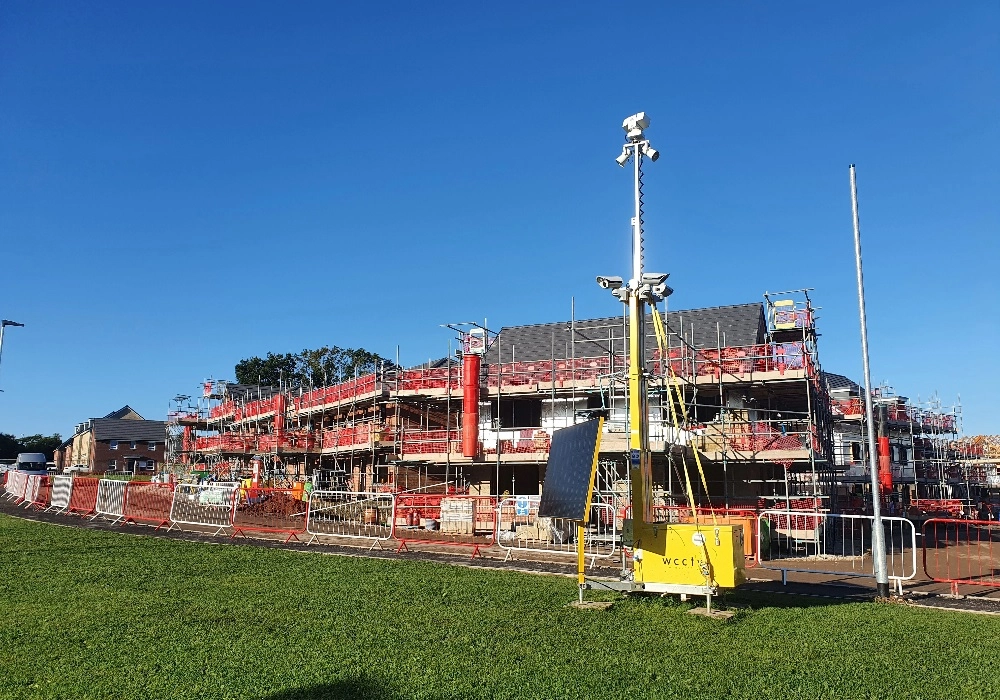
[461,353,480,458]
[850,164,890,598]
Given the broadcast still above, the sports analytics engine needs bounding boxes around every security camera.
[622,112,650,134]
[653,283,674,298]
[615,149,631,167]
[642,144,660,161]
[641,273,669,286]
[596,275,623,290]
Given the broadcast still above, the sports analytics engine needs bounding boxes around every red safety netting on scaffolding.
[392,494,496,558]
[484,356,624,389]
[400,429,459,454]
[321,424,377,449]
[231,486,309,543]
[66,477,100,516]
[209,401,236,419]
[397,367,461,392]
[292,374,379,411]
[194,435,258,452]
[123,482,176,529]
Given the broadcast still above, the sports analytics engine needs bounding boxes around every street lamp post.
[0,319,25,391]
[849,165,891,599]
[598,113,671,528]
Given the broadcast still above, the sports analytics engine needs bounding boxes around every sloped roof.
[102,405,144,420]
[823,371,861,395]
[483,303,766,364]
[90,419,165,442]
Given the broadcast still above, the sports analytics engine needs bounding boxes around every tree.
[234,352,299,387]
[0,433,63,460]
[234,346,396,387]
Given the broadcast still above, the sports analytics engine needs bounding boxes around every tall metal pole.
[850,164,890,599]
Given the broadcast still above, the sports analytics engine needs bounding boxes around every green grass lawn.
[1,514,998,700]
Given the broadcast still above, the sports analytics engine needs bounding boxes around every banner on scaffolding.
[537,418,603,521]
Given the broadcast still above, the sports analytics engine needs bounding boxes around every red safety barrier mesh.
[392,494,496,557]
[911,499,965,517]
[400,430,460,455]
[231,487,308,542]
[321,424,377,449]
[123,482,175,529]
[397,367,461,392]
[28,476,51,510]
[66,477,100,516]
[923,519,1000,593]
[485,357,622,389]
[291,374,379,411]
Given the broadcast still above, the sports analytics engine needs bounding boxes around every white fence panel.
[757,510,917,590]
[305,491,395,549]
[93,479,128,524]
[4,471,27,501]
[168,484,237,535]
[48,476,74,513]
[22,475,43,508]
[495,496,618,566]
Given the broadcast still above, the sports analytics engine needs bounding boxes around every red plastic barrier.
[123,482,176,529]
[27,476,51,510]
[231,487,308,543]
[392,495,496,558]
[923,518,1000,594]
[66,477,100,516]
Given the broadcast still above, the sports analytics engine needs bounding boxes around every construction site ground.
[4,499,998,615]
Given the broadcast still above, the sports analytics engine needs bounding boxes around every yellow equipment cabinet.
[633,523,746,592]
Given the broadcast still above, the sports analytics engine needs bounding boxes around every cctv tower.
[599,113,669,525]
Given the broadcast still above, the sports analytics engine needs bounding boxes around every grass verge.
[1,514,998,699]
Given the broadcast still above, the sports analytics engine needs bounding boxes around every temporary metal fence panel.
[922,518,1000,594]
[305,491,395,548]
[20,474,43,508]
[123,482,176,529]
[495,496,617,566]
[66,477,100,516]
[48,476,74,513]
[168,483,238,535]
[93,479,128,524]
[392,494,496,558]
[757,510,916,589]
[231,487,308,543]
[25,475,51,510]
[4,470,27,502]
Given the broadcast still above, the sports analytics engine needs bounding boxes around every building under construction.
[167,289,979,514]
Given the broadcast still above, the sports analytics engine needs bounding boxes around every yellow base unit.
[633,523,746,589]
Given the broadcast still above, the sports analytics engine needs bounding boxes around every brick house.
[54,406,166,475]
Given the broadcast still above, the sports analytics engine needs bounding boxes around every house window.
[108,459,117,470]
[130,441,137,450]
[148,442,156,451]
[110,441,119,450]
[898,446,908,464]
[850,442,862,462]
[147,460,156,469]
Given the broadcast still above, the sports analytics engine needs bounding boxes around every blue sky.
[1,1,996,436]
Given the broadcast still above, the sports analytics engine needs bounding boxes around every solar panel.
[537,418,603,521]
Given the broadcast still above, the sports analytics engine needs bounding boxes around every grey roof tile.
[483,303,766,363]
[90,419,166,442]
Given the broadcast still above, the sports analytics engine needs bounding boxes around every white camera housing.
[596,275,624,290]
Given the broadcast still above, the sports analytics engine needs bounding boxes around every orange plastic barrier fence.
[123,482,176,529]
[66,477,100,516]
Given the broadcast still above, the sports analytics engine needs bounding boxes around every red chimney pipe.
[462,354,481,457]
